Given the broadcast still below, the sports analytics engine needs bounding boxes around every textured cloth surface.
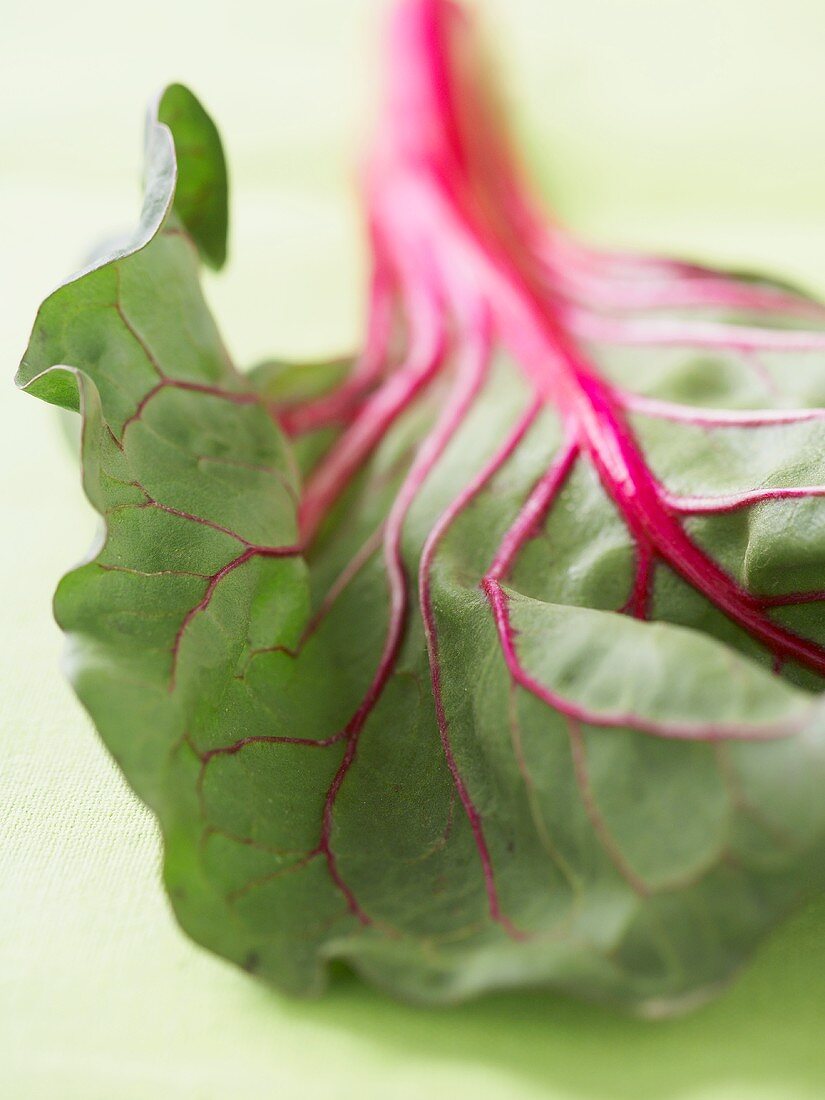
[3,1,825,1097]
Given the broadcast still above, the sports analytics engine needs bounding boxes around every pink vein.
[622,543,655,619]
[484,440,579,583]
[419,397,542,939]
[566,718,651,897]
[760,589,825,608]
[480,440,812,739]
[240,525,385,669]
[567,309,825,354]
[121,378,264,435]
[298,293,444,544]
[378,4,825,688]
[170,544,301,691]
[278,253,396,436]
[198,730,347,766]
[316,315,492,923]
[135,497,257,546]
[541,251,825,322]
[299,526,385,650]
[569,373,825,679]
[665,485,825,514]
[621,391,825,428]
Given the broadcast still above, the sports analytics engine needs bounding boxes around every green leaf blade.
[18,10,825,1016]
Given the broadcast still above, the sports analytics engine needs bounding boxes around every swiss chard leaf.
[18,0,825,1013]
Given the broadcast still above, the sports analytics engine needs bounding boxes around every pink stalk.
[380,5,825,325]
[374,0,825,676]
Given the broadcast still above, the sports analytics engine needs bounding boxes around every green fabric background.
[3,1,825,1096]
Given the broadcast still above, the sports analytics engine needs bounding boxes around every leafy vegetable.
[17,0,825,1013]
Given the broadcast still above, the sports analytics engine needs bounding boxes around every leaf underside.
[17,1,825,1013]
